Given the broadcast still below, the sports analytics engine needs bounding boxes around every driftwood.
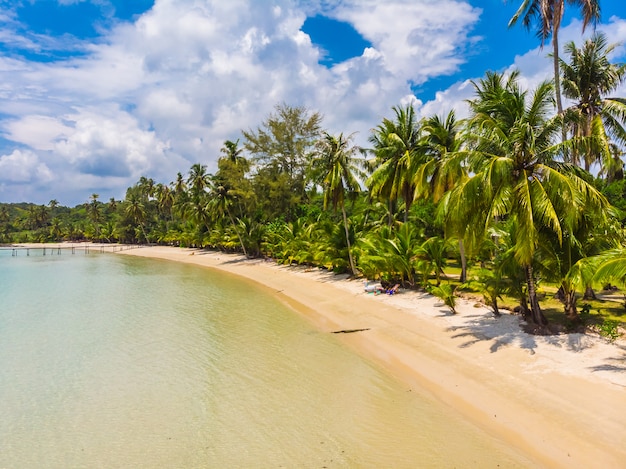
[331,328,370,334]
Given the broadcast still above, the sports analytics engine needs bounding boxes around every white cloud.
[0,149,53,183]
[331,0,480,83]
[0,0,624,204]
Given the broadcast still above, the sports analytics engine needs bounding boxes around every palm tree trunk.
[227,207,247,258]
[563,287,579,322]
[341,203,357,276]
[553,35,564,118]
[458,238,467,283]
[525,264,548,326]
[583,284,597,300]
[139,223,148,244]
[553,33,569,152]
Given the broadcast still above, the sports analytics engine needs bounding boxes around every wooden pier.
[0,244,143,257]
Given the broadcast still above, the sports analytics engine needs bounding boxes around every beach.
[113,245,626,468]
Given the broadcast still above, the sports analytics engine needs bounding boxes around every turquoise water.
[0,251,533,468]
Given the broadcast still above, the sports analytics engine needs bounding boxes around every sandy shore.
[113,246,626,468]
[15,243,624,467]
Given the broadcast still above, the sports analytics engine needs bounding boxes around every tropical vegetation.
[1,13,626,335]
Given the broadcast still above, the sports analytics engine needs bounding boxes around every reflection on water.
[0,253,532,468]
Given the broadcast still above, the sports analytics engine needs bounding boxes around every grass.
[440,262,626,330]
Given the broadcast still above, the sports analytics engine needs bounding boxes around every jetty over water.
[0,244,143,257]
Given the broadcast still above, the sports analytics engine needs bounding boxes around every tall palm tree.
[310,132,364,276]
[155,183,175,220]
[508,0,600,134]
[208,175,248,257]
[415,111,464,202]
[173,172,187,196]
[221,139,250,171]
[137,176,155,201]
[560,32,626,171]
[415,110,469,281]
[87,193,101,240]
[218,139,253,218]
[187,163,211,199]
[367,104,423,223]
[108,197,117,213]
[125,193,148,243]
[445,70,609,326]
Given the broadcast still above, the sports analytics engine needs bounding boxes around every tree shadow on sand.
[442,309,602,355]
[588,343,626,380]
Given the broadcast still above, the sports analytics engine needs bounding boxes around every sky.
[0,0,625,206]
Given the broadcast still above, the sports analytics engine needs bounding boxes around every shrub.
[598,320,621,343]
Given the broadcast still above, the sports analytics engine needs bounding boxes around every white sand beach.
[111,245,626,468]
[112,245,626,468]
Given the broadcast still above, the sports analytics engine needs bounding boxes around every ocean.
[0,249,531,468]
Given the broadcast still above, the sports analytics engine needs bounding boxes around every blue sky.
[0,0,625,205]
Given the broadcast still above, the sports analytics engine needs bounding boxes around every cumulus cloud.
[330,0,480,83]
[0,149,52,183]
[0,0,623,204]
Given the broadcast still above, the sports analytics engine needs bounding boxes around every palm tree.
[221,139,250,171]
[125,193,148,243]
[508,0,600,130]
[560,32,626,171]
[310,132,364,276]
[155,183,175,220]
[49,217,64,240]
[108,197,118,213]
[181,164,213,238]
[217,140,254,218]
[137,176,155,201]
[187,163,211,199]
[367,104,423,223]
[87,193,101,240]
[416,111,463,201]
[445,71,609,326]
[208,176,248,257]
[173,172,187,196]
[589,248,626,285]
[415,110,469,281]
[358,223,424,286]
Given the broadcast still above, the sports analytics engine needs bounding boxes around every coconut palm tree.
[187,163,211,199]
[155,183,175,220]
[415,110,469,281]
[87,193,101,240]
[508,0,600,130]
[560,32,626,172]
[173,172,187,197]
[589,248,626,285]
[125,193,148,243]
[367,104,423,223]
[221,139,250,170]
[310,132,364,276]
[445,70,610,326]
[208,175,248,257]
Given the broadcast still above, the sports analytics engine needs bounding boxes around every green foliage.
[428,283,457,314]
[3,83,626,335]
[243,103,322,221]
[598,320,621,343]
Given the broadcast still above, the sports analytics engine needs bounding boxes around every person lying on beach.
[364,281,385,294]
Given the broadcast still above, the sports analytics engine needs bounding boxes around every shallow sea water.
[0,250,534,468]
